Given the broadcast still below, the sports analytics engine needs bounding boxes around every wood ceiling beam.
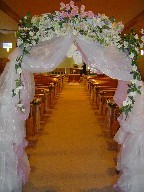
[123,10,144,34]
[0,0,20,22]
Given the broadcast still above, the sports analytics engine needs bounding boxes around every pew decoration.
[107,99,117,108]
[32,97,41,105]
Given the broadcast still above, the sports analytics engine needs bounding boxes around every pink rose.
[70,1,74,8]
[73,6,78,12]
[80,12,87,18]
[61,11,68,18]
[87,11,94,18]
[80,5,85,12]
[65,4,70,11]
[71,9,78,17]
[60,2,65,9]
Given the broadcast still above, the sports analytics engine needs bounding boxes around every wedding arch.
[0,1,144,191]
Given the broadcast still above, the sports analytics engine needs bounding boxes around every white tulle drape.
[76,34,132,81]
[22,34,75,73]
[0,48,34,192]
[0,33,144,192]
[114,81,144,192]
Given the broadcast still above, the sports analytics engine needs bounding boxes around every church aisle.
[23,82,118,192]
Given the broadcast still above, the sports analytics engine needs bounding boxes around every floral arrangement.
[118,29,144,116]
[32,97,41,105]
[107,99,117,108]
[13,0,144,117]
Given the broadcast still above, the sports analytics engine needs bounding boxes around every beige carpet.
[23,82,118,192]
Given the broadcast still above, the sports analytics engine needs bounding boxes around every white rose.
[129,52,134,59]
[128,91,137,97]
[130,79,137,84]
[21,108,25,112]
[124,41,128,48]
[17,39,23,47]
[17,68,22,74]
[134,34,139,39]
[32,40,36,46]
[17,103,23,107]
[135,47,139,53]
[18,86,23,90]
[132,65,137,71]
[14,88,19,95]
[123,100,127,106]
[29,31,34,36]
[140,43,143,48]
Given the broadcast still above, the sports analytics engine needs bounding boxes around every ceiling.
[0,0,144,34]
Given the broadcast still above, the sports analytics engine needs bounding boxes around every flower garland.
[13,0,144,117]
[118,29,144,116]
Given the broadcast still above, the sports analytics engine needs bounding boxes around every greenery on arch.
[12,1,144,117]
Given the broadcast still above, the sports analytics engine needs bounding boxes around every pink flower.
[73,6,78,12]
[61,11,68,18]
[70,1,74,8]
[80,5,85,12]
[71,9,78,17]
[80,12,87,18]
[65,4,70,11]
[60,2,65,9]
[87,11,94,19]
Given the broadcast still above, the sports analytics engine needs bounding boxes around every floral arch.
[0,1,144,192]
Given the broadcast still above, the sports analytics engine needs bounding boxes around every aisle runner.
[23,84,118,192]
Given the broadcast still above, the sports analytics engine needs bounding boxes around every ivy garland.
[12,1,144,117]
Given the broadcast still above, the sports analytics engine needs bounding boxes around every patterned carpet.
[23,82,118,192]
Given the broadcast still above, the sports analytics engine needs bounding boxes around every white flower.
[134,34,139,39]
[141,36,144,42]
[17,39,23,47]
[135,47,139,53]
[123,97,132,106]
[31,40,36,46]
[17,68,22,74]
[128,91,137,97]
[123,100,127,106]
[29,31,34,36]
[129,52,134,59]
[21,108,25,112]
[132,65,137,71]
[117,43,122,49]
[124,41,128,48]
[16,86,23,91]
[14,88,19,95]
[130,79,137,84]
[140,43,143,48]
[17,103,23,107]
